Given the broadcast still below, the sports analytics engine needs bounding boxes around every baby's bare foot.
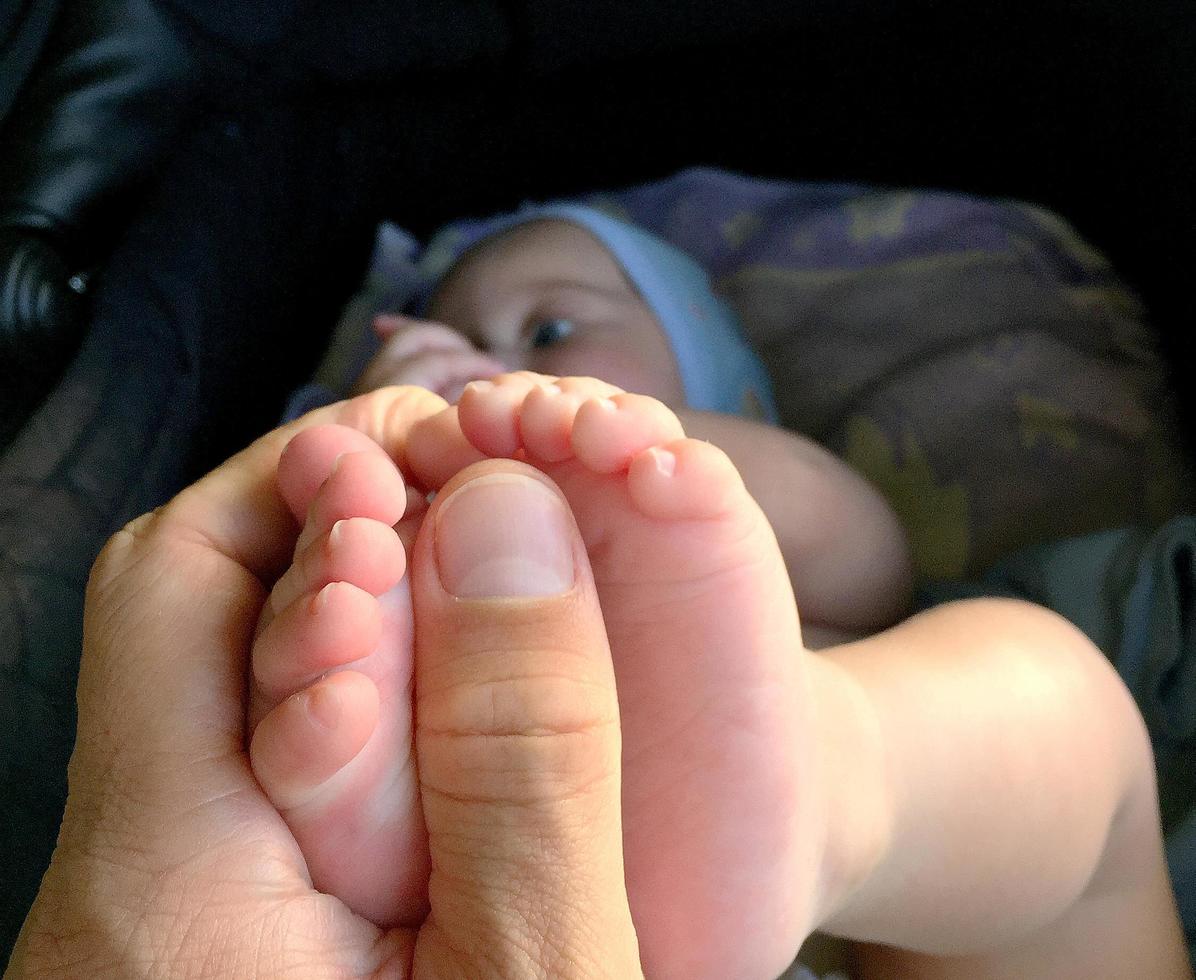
[408,374,816,980]
[247,424,429,926]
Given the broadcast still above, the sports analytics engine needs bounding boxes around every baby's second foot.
[408,375,818,980]
[247,425,430,927]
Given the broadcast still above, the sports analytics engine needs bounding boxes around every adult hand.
[7,387,642,979]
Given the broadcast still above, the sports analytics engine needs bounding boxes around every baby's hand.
[353,314,506,403]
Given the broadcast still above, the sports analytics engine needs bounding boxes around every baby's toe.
[295,450,409,554]
[555,376,623,400]
[250,671,380,812]
[270,517,406,620]
[627,438,749,521]
[457,372,555,457]
[406,405,487,490]
[518,383,583,462]
[278,424,397,522]
[517,376,632,462]
[571,392,685,474]
[253,580,381,703]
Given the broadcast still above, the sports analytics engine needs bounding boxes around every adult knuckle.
[419,667,619,803]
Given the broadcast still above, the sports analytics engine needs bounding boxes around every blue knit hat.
[419,204,778,422]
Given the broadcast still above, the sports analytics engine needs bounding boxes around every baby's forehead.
[433,218,635,303]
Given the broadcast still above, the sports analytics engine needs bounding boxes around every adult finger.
[409,459,643,978]
[10,389,449,979]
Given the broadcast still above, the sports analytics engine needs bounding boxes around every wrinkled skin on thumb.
[410,458,643,978]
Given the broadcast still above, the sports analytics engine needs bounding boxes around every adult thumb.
[409,459,643,979]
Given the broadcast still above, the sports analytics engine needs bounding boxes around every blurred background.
[2,0,1193,965]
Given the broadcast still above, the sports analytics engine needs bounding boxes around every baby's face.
[425,220,685,405]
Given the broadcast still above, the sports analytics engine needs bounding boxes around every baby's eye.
[525,317,575,350]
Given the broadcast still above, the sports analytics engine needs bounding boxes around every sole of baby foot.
[410,374,819,980]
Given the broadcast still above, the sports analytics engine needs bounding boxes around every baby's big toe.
[278,424,401,524]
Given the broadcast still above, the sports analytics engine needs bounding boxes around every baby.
[247,209,1190,978]
[355,207,914,647]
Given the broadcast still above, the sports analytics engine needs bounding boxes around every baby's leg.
[808,598,1189,979]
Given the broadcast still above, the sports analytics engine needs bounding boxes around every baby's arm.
[675,409,912,644]
[807,598,1190,979]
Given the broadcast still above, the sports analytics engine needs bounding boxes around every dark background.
[2,0,1193,962]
